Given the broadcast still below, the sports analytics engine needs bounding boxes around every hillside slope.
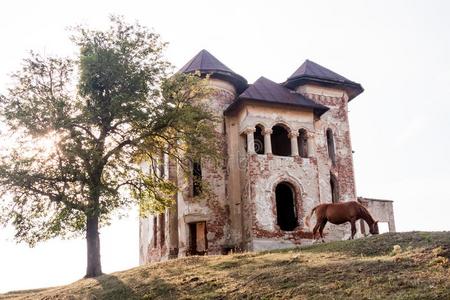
[1,232,450,299]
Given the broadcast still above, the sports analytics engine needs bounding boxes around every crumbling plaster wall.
[140,79,236,263]
[234,100,353,249]
[247,154,317,250]
[139,215,152,265]
[297,84,357,204]
[137,148,181,263]
[176,79,235,256]
[225,107,249,250]
[138,160,171,263]
[296,84,357,240]
[139,79,378,264]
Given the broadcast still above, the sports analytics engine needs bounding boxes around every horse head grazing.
[369,220,379,235]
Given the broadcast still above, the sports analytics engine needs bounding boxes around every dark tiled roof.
[224,76,329,116]
[179,49,233,73]
[178,49,248,93]
[284,60,364,100]
[287,59,353,83]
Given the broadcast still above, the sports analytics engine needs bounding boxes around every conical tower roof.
[178,49,248,93]
[284,60,363,100]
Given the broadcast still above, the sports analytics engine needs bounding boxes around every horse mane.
[358,203,375,225]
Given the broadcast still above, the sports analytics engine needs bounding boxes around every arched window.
[254,125,265,154]
[271,125,291,156]
[326,128,336,164]
[275,182,298,231]
[298,129,308,158]
[330,173,339,203]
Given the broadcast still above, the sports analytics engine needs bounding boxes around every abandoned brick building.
[139,50,395,264]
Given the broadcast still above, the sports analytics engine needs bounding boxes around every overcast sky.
[1,0,449,293]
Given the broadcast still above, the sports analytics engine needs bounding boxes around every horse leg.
[312,221,321,241]
[350,220,357,240]
[319,220,327,243]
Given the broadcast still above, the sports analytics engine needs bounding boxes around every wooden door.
[188,222,207,255]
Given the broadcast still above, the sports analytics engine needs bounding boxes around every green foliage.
[133,172,177,214]
[0,16,219,246]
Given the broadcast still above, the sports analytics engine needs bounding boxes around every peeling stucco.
[139,77,395,264]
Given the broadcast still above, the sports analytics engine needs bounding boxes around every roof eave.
[224,97,329,117]
[283,76,364,101]
[183,69,248,94]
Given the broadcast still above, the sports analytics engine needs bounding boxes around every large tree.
[0,17,219,277]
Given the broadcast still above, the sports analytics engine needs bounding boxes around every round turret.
[178,49,248,95]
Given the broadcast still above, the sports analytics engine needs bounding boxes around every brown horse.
[305,201,379,242]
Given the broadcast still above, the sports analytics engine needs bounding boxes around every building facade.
[139,50,395,264]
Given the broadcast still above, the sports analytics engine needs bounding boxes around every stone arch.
[275,182,297,231]
[267,119,292,131]
[271,123,291,156]
[239,120,271,135]
[265,173,304,231]
[297,126,311,133]
[253,121,270,130]
[323,123,339,135]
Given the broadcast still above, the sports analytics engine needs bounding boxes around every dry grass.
[1,231,450,299]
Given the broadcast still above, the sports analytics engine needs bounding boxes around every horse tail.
[304,205,319,230]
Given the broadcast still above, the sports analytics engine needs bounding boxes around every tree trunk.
[85,214,103,278]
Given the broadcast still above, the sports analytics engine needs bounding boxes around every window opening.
[330,173,339,203]
[254,125,265,154]
[193,161,202,196]
[298,129,308,158]
[326,129,336,164]
[271,125,291,156]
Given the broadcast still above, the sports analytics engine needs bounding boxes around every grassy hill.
[1,232,450,299]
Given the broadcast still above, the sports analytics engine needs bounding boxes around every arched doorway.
[275,182,297,231]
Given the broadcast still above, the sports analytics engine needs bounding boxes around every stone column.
[307,131,315,157]
[263,128,273,154]
[288,131,299,157]
[243,127,256,154]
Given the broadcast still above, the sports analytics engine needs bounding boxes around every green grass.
[1,232,450,299]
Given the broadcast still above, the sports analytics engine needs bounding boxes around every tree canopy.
[0,16,220,277]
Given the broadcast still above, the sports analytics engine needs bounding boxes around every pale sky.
[1,0,449,293]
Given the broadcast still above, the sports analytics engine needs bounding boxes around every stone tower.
[139,50,395,263]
